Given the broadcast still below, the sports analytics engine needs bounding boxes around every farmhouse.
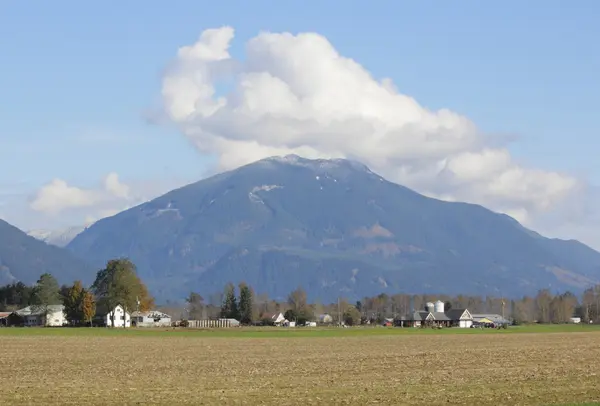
[131,310,172,327]
[96,305,131,327]
[400,300,473,328]
[11,305,67,327]
[262,312,288,326]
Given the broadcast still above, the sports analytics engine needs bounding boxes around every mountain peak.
[257,154,372,175]
[66,154,600,302]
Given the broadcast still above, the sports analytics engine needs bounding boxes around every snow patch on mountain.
[28,226,86,247]
[249,184,283,204]
[261,154,372,176]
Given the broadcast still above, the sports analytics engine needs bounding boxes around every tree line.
[179,283,600,326]
[3,259,600,326]
[0,258,154,327]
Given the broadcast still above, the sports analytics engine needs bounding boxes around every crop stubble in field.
[1,332,599,405]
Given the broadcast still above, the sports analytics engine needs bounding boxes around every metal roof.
[14,305,64,316]
[431,312,450,321]
[445,308,471,320]
[131,310,171,318]
[472,314,509,323]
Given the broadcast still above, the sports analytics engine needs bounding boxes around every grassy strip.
[1,323,599,338]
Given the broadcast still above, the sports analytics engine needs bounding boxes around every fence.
[185,319,235,328]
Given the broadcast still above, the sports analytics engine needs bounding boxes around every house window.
[121,316,124,320]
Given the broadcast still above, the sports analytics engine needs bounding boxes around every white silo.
[434,300,445,313]
[425,302,434,313]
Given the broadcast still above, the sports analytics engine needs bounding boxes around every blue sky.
[1,1,599,246]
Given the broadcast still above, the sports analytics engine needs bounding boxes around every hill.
[67,155,600,302]
[0,219,94,286]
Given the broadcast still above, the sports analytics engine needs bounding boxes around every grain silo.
[425,302,435,313]
[434,300,445,313]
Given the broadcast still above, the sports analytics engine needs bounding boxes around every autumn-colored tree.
[81,290,96,327]
[63,280,85,326]
[136,277,154,311]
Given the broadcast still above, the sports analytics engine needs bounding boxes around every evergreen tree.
[31,273,61,323]
[220,283,239,320]
[0,282,34,311]
[238,282,254,325]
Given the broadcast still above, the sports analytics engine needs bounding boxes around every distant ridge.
[0,219,94,286]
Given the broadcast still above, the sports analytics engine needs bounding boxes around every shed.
[131,310,172,327]
[12,305,67,327]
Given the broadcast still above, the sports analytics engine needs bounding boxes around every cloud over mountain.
[160,26,580,226]
[30,172,131,215]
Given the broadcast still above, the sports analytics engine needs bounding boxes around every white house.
[131,310,172,327]
[14,305,67,327]
[105,305,131,327]
[262,312,288,326]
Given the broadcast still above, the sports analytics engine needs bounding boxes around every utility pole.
[338,297,341,327]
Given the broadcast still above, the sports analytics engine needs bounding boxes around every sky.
[1,1,599,248]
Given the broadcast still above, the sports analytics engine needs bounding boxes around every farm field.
[1,327,600,405]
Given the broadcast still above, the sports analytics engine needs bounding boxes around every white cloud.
[25,173,189,230]
[104,173,130,199]
[30,172,131,215]
[160,27,582,228]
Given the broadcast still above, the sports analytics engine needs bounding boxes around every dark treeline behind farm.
[154,283,600,325]
[3,278,600,325]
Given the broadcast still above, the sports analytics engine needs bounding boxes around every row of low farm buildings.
[256,301,511,328]
[0,305,242,328]
[0,299,513,328]
[0,305,173,328]
[398,300,510,328]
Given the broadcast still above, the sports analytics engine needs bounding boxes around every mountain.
[0,219,94,286]
[28,225,86,247]
[67,155,600,302]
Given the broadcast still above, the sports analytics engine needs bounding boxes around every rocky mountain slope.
[67,155,600,302]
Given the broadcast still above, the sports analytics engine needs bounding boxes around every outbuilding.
[131,311,172,327]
